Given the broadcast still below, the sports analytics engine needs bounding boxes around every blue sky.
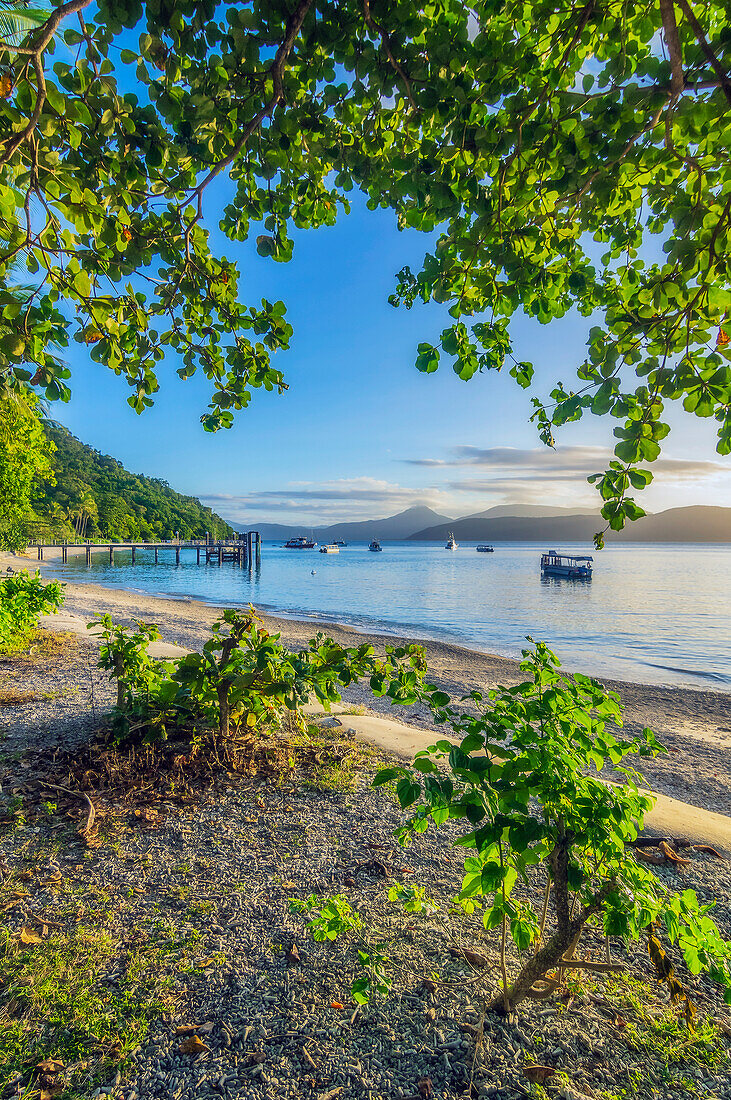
[54,194,730,526]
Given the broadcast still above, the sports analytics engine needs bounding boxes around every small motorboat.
[284,536,316,549]
[477,545,494,553]
[445,532,458,550]
[319,544,339,553]
[333,539,347,546]
[368,538,382,552]
[540,550,593,579]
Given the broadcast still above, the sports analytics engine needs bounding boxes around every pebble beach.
[1,551,731,1100]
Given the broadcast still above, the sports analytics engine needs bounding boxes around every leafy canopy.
[1,0,730,533]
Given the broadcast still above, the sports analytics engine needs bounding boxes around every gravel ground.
[1,638,731,1100]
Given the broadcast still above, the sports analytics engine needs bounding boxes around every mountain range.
[243,504,731,544]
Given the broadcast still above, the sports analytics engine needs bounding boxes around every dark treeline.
[29,422,234,542]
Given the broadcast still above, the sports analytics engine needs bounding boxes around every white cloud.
[202,478,454,525]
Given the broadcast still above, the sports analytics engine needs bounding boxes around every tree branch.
[362,0,416,110]
[675,0,731,108]
[179,0,314,255]
[0,0,93,167]
[659,0,684,100]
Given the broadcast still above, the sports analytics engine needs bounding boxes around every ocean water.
[51,541,731,691]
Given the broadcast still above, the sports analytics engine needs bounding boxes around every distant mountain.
[409,505,731,543]
[243,505,453,542]
[461,504,599,520]
[611,506,731,543]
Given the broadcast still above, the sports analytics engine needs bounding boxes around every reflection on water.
[53,541,731,691]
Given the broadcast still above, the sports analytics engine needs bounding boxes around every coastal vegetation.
[33,421,234,544]
[0,569,64,656]
[0,0,729,537]
[0,392,54,552]
[0,420,234,550]
[1,589,729,1097]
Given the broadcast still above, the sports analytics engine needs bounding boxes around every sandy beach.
[3,548,730,816]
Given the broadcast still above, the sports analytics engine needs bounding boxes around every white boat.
[319,544,340,553]
[540,550,593,579]
[445,532,458,550]
[368,538,382,552]
[477,544,494,553]
[284,536,316,549]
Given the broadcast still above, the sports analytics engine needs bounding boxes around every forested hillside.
[30,423,233,542]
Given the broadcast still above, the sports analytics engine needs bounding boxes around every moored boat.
[284,536,316,549]
[477,544,494,553]
[333,539,346,546]
[368,538,382,552]
[319,544,340,553]
[445,532,458,550]
[540,550,593,579]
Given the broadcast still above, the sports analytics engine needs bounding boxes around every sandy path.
[3,550,730,814]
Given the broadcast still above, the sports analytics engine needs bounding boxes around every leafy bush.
[93,607,427,747]
[375,640,731,1014]
[0,570,65,655]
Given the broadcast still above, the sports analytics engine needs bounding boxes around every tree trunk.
[217,682,230,741]
[488,839,615,1014]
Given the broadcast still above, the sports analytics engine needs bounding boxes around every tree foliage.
[375,640,731,1014]
[0,0,730,533]
[32,420,234,541]
[0,390,54,550]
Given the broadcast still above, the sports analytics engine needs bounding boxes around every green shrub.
[0,570,65,655]
[93,607,427,747]
[375,640,731,1014]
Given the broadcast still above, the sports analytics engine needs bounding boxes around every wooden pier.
[27,533,262,567]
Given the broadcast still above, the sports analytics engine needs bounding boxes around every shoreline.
[6,547,730,694]
[3,548,731,817]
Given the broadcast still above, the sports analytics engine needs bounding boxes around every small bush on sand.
[375,640,731,1015]
[93,607,427,749]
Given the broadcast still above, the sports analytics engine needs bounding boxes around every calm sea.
[52,542,731,691]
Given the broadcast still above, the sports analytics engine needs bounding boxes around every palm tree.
[0,2,49,47]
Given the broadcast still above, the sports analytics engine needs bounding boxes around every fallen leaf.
[197,1021,215,1034]
[36,1059,64,1074]
[522,1065,557,1084]
[417,1077,433,1098]
[286,943,301,964]
[178,1035,209,1055]
[343,876,356,887]
[330,1001,344,1009]
[175,1023,201,1036]
[425,1007,436,1021]
[421,979,437,994]
[19,926,44,945]
[692,844,726,860]
[614,1015,628,1028]
[448,947,489,968]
